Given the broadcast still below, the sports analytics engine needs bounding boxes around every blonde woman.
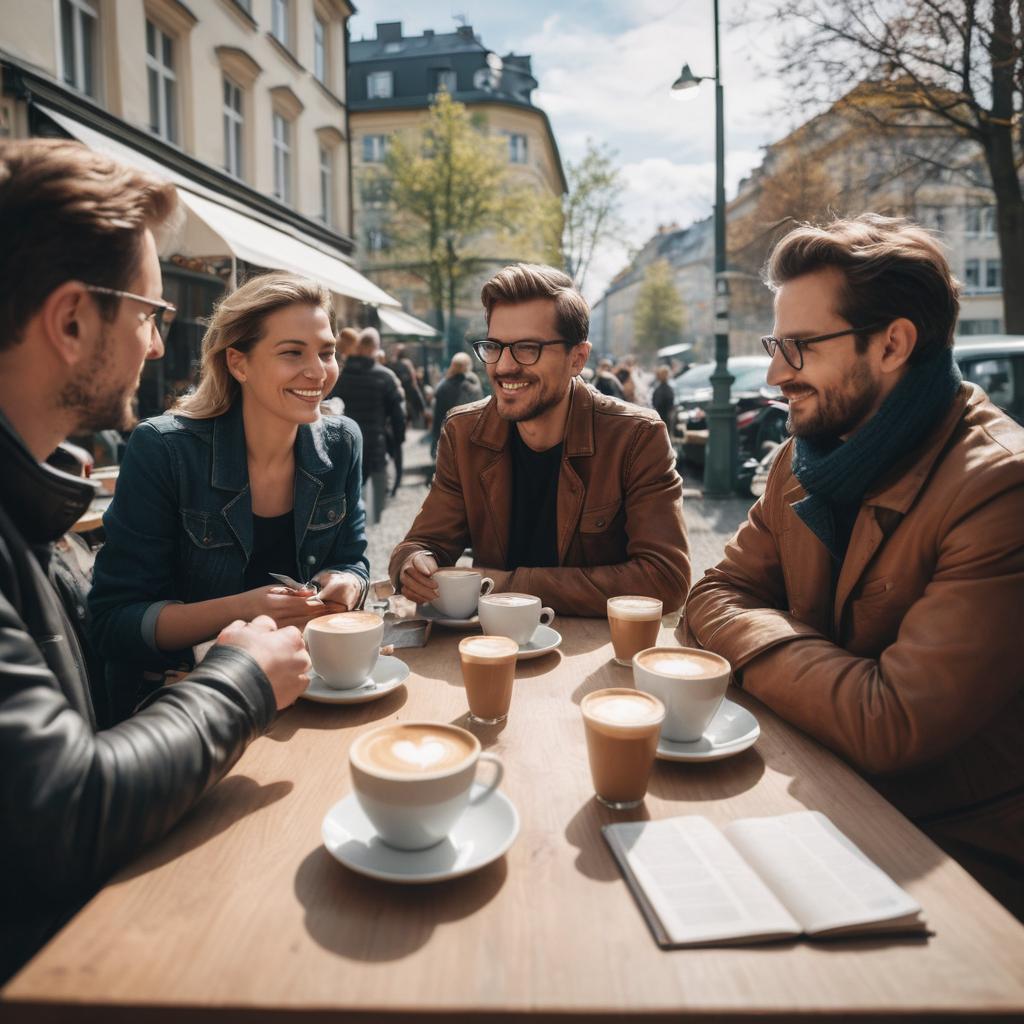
[90,273,368,717]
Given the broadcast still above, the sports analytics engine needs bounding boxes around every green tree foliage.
[634,260,684,356]
[563,140,625,293]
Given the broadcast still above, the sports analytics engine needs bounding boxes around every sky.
[349,0,798,301]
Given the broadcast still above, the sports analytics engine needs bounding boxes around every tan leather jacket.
[390,377,690,616]
[680,384,1024,912]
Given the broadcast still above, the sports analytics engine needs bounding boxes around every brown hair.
[0,138,177,351]
[764,214,960,364]
[172,272,336,419]
[480,263,589,346]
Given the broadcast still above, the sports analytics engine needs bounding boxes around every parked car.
[954,336,1024,424]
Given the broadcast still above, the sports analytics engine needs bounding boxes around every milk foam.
[607,596,663,620]
[460,636,519,658]
[308,612,381,633]
[485,595,535,607]
[641,653,723,677]
[587,693,662,726]
[359,725,473,774]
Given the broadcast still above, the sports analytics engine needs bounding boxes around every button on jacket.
[680,383,1024,913]
[390,377,690,616]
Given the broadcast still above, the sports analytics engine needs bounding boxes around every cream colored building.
[1,0,401,416]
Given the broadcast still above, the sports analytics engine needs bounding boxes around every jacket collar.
[470,376,595,456]
[211,401,334,492]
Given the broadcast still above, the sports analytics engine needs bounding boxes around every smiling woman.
[89,273,369,720]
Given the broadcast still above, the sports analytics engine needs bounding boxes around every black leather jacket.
[0,413,277,983]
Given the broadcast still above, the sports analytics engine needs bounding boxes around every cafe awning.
[378,307,441,338]
[37,105,399,308]
[656,342,693,358]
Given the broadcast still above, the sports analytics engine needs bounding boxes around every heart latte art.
[358,724,475,775]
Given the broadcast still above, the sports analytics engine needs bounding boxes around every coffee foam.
[434,568,478,578]
[357,724,474,775]
[307,611,381,633]
[483,594,535,607]
[460,635,519,660]
[607,596,663,621]
[585,691,663,728]
[638,650,727,678]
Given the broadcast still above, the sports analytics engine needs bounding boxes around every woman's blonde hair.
[172,272,337,419]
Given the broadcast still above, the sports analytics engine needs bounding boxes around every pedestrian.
[388,343,427,428]
[593,357,625,399]
[652,364,675,430]
[431,351,483,458]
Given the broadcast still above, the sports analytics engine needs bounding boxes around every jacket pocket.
[307,495,347,531]
[579,500,623,534]
[182,510,234,550]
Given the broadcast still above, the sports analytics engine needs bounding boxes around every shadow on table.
[647,747,766,802]
[516,651,562,677]
[564,798,651,883]
[118,775,293,882]
[266,686,408,742]
[294,846,508,962]
[570,662,635,705]
[449,710,507,746]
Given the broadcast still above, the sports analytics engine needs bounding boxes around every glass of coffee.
[607,595,663,666]
[305,611,384,689]
[633,646,731,742]
[458,635,519,724]
[580,687,665,810]
[431,568,494,619]
[349,722,504,850]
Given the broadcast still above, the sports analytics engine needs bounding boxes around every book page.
[724,811,924,936]
[605,817,800,946]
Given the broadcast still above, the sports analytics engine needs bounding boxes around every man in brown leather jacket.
[681,215,1024,917]
[391,264,689,616]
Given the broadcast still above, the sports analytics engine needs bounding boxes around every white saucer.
[655,698,760,762]
[516,624,562,660]
[322,784,519,883]
[417,604,480,629]
[300,655,410,704]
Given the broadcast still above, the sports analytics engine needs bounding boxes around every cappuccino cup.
[349,722,504,850]
[431,568,494,619]
[581,688,665,810]
[459,634,519,724]
[633,646,731,742]
[478,592,554,646]
[607,595,663,666]
[304,611,384,689]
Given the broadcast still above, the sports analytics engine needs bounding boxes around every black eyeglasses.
[84,285,178,342]
[761,323,887,370]
[471,338,570,366]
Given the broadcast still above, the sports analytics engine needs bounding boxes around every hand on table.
[217,614,311,710]
[243,585,331,631]
[398,551,440,606]
[314,571,364,612]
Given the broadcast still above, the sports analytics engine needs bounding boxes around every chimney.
[423,29,434,38]
[456,25,474,40]
[376,22,403,42]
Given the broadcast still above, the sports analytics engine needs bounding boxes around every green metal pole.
[702,0,737,497]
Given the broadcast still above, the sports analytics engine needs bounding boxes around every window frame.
[59,0,100,99]
[222,75,244,179]
[318,144,333,226]
[362,133,389,163]
[145,18,178,144]
[313,13,328,84]
[272,111,292,205]
[271,0,290,49]
[367,70,393,99]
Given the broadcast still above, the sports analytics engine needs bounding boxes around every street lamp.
[671,0,737,497]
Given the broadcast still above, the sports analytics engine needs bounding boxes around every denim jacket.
[89,402,368,669]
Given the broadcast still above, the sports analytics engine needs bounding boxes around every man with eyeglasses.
[0,139,311,980]
[389,263,689,617]
[680,214,1024,918]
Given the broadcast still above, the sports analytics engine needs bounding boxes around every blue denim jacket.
[89,402,368,666]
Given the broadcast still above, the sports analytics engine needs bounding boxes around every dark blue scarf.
[791,348,962,559]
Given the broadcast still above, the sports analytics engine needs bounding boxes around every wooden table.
[5,618,1024,1021]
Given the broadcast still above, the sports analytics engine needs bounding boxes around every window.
[964,258,980,288]
[983,206,996,237]
[146,20,177,143]
[271,0,290,48]
[507,133,528,164]
[367,71,393,99]
[272,112,292,204]
[957,318,1003,336]
[314,15,327,83]
[367,228,389,252]
[60,0,99,98]
[986,259,1002,290]
[433,68,457,93]
[965,207,982,237]
[362,134,389,163]
[319,146,333,226]
[223,77,243,179]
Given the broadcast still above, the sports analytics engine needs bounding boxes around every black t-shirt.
[244,510,299,590]
[506,428,563,571]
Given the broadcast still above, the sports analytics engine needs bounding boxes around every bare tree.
[770,0,1024,332]
[563,140,625,294]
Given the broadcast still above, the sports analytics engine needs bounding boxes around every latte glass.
[459,635,519,724]
[607,595,663,666]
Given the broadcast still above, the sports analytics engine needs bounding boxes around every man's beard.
[492,374,565,423]
[787,361,882,441]
[57,330,138,433]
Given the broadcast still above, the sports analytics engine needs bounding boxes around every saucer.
[516,624,562,660]
[655,698,760,762]
[417,604,480,629]
[322,784,519,884]
[301,655,409,704]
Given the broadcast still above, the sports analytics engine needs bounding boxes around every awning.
[656,342,693,358]
[37,104,399,308]
[378,307,441,338]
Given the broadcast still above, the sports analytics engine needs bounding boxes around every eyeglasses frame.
[761,322,888,371]
[83,285,178,342]
[471,337,574,367]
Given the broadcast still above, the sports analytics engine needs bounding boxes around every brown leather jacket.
[390,377,690,615]
[680,384,1024,913]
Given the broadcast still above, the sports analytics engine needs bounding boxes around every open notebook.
[603,811,927,948]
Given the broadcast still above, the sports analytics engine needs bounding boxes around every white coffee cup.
[478,592,555,646]
[349,722,504,850]
[632,646,732,742]
[304,611,384,690]
[431,568,495,619]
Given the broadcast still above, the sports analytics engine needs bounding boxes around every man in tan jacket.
[390,264,689,617]
[681,215,1024,917]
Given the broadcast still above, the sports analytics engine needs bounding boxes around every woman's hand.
[314,571,365,612]
[242,585,328,630]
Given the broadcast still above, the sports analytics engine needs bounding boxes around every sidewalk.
[363,430,752,584]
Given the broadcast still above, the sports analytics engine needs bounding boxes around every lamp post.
[672,0,736,497]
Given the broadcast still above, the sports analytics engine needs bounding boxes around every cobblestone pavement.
[364,430,753,585]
